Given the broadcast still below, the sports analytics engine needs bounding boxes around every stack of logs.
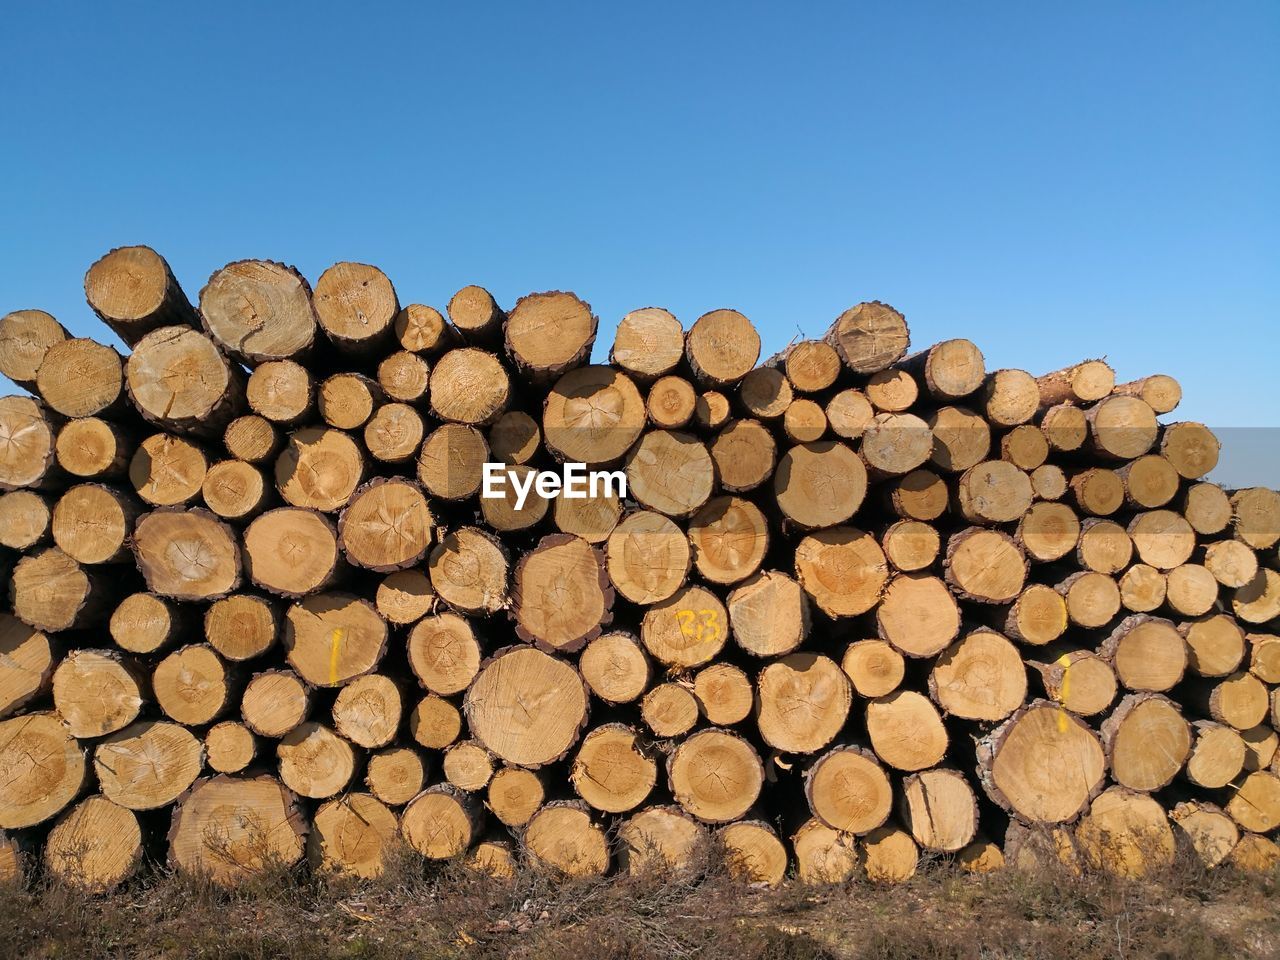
[1,245,1278,892]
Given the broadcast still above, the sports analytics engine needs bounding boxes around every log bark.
[505,290,597,384]
[84,245,197,346]
[822,301,909,374]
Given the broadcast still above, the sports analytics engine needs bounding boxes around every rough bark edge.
[503,291,599,386]
[509,533,614,654]
[130,505,244,601]
[197,259,319,366]
[336,476,435,573]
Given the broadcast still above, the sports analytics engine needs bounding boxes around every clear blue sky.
[2,3,1276,483]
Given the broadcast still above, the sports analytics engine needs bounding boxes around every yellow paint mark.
[329,628,345,684]
[1055,652,1072,732]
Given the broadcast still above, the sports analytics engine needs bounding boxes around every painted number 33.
[675,609,720,644]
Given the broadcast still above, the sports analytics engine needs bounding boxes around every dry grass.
[3,848,1277,960]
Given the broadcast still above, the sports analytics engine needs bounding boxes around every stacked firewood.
[0,245,1278,891]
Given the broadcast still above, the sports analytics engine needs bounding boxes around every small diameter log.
[982,369,1040,427]
[1086,395,1158,460]
[877,573,961,656]
[794,526,889,618]
[957,460,1033,525]
[610,307,684,381]
[401,784,482,860]
[861,412,931,476]
[153,645,232,726]
[312,262,397,354]
[428,526,509,614]
[1017,501,1081,563]
[201,460,269,521]
[0,308,67,387]
[571,723,657,813]
[1004,583,1069,646]
[523,801,610,877]
[466,839,518,879]
[1161,421,1221,480]
[804,745,892,834]
[447,284,505,344]
[1188,671,1270,731]
[1202,539,1259,589]
[1041,403,1088,453]
[640,584,728,669]
[1249,632,1280,683]
[1057,571,1121,629]
[1170,801,1238,869]
[366,747,427,806]
[626,429,714,517]
[792,817,858,884]
[881,519,940,572]
[1245,725,1277,772]
[958,839,1005,874]
[52,649,144,738]
[168,774,306,885]
[685,309,760,386]
[478,465,551,531]
[726,571,808,658]
[822,301,909,374]
[464,646,589,767]
[1027,649,1117,717]
[417,423,489,500]
[648,375,698,427]
[1165,563,1218,618]
[377,351,430,404]
[1075,787,1176,877]
[488,410,540,465]
[688,496,768,585]
[1118,454,1180,509]
[841,640,905,698]
[1037,360,1114,407]
[241,670,311,737]
[110,593,184,654]
[512,535,612,652]
[333,674,403,748]
[1119,563,1167,613]
[668,728,763,823]
[0,395,58,491]
[199,259,316,364]
[1184,721,1246,789]
[283,593,387,688]
[865,368,918,412]
[443,740,495,792]
[277,722,355,799]
[308,793,398,878]
[51,484,139,564]
[899,767,978,853]
[1030,463,1068,500]
[977,702,1107,824]
[755,654,851,755]
[408,694,462,750]
[45,796,142,892]
[126,326,245,436]
[864,690,948,772]
[928,405,990,473]
[12,548,107,632]
[130,434,207,506]
[1075,518,1131,574]
[784,398,828,442]
[375,569,434,626]
[929,629,1026,722]
[944,528,1027,604]
[274,427,364,513]
[1225,772,1280,834]
[84,245,196,345]
[773,440,867,529]
[205,721,257,774]
[338,478,433,572]
[1114,374,1181,413]
[1184,481,1232,535]
[224,415,281,464]
[243,507,341,597]
[1100,693,1191,791]
[718,820,789,886]
[407,613,481,697]
[429,348,510,425]
[0,490,50,550]
[738,367,792,420]
[1234,568,1280,625]
[579,632,651,705]
[318,373,382,430]
[1229,834,1280,873]
[641,683,699,738]
[132,508,241,600]
[710,418,776,493]
[1002,423,1050,470]
[0,713,85,828]
[1232,486,1280,551]
[862,824,920,884]
[1099,615,1187,693]
[505,290,597,383]
[487,766,546,827]
[692,663,753,724]
[618,806,708,876]
[56,417,131,480]
[0,615,54,718]
[246,359,313,424]
[694,390,731,430]
[899,338,986,400]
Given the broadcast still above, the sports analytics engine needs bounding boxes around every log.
[1128,509,1196,570]
[688,496,769,584]
[277,722,355,798]
[110,592,185,654]
[1086,395,1157,460]
[822,302,909,374]
[1030,463,1068,500]
[246,359,313,424]
[899,767,978,853]
[605,509,690,606]
[126,326,245,436]
[570,723,657,813]
[401,784,482,860]
[168,774,306,885]
[692,663,753,724]
[866,691,948,772]
[1234,568,1280,625]
[308,793,398,878]
[1160,421,1220,480]
[1119,563,1167,613]
[709,418,776,493]
[1225,772,1280,834]
[1040,403,1088,453]
[485,764,545,825]
[887,468,949,520]
[841,639,905,698]
[956,460,1032,524]
[0,308,67,387]
[648,375,698,427]
[579,632,651,705]
[338,477,433,571]
[881,518,940,571]
[1114,373,1181,413]
[1202,539,1259,589]
[44,795,142,892]
[428,526,509,614]
[129,433,208,506]
[377,350,430,404]
[503,290,597,383]
[51,649,144,738]
[781,398,827,443]
[317,373,382,430]
[241,670,310,737]
[1072,465,1127,520]
[443,740,495,792]
[1075,517,1130,573]
[1231,487,1280,551]
[668,728,763,823]
[446,283,504,345]
[282,592,387,688]
[878,573,962,656]
[1245,725,1277,772]
[1184,481,1232,535]
[312,262,398,354]
[0,713,85,828]
[726,570,807,658]
[153,644,233,726]
[1164,563,1218,617]
[0,490,50,550]
[223,415,280,464]
[1100,693,1191,791]
[718,820,788,886]
[792,817,858,884]
[626,429,714,517]
[56,417,132,479]
[84,245,197,345]
[944,528,1027,604]
[243,507,341,597]
[899,338,986,400]
[1075,787,1175,877]
[487,410,540,465]
[1003,583,1069,646]
[543,366,646,464]
[1099,615,1187,693]
[407,612,482,696]
[0,395,59,491]
[408,694,462,750]
[804,745,892,834]
[1169,800,1238,869]
[1026,649,1117,717]
[1036,360,1114,407]
[365,746,427,807]
[738,367,792,420]
[333,674,403,748]
[794,526,888,618]
[825,387,875,440]
[1118,454,1179,509]
[610,307,684,381]
[205,721,257,774]
[781,340,841,393]
[865,368,918,412]
[928,405,990,473]
[417,423,489,500]
[1249,632,1280,683]
[199,260,317,364]
[1001,424,1050,470]
[0,614,54,719]
[1229,834,1280,873]
[132,507,241,600]
[694,390,731,430]
[552,485,621,543]
[640,584,728,669]
[774,440,867,528]
[982,369,1040,427]
[861,824,920,884]
[429,348,510,425]
[928,628,1026,721]
[1188,671,1270,731]
[1184,721,1246,789]
[511,535,612,653]
[1017,501,1081,563]
[641,683,699,738]
[11,547,108,632]
[1057,571,1121,628]
[685,309,760,386]
[618,806,708,876]
[523,801,610,877]
[274,426,364,513]
[861,412,931,476]
[201,460,270,521]
[49,483,138,564]
[466,839,518,879]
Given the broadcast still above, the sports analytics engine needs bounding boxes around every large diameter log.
[84,245,197,345]
[511,535,612,653]
[0,308,67,387]
[523,801,610,877]
[1075,787,1176,877]
[877,573,961,656]
[337,477,433,572]
[685,309,760,385]
[618,806,708,876]
[199,260,317,364]
[0,713,86,828]
[333,674,403,748]
[283,592,387,687]
[1169,801,1239,869]
[668,728,763,823]
[899,338,986,400]
[1161,421,1221,479]
[1100,693,1190,792]
[823,301,909,374]
[312,261,398,354]
[504,290,597,383]
[755,653,851,755]
[429,348,510,425]
[1027,649,1117,717]
[35,337,125,418]
[718,820,789,886]
[640,584,728,669]
[570,723,657,814]
[11,547,107,631]
[1099,615,1187,693]
[428,526,509,614]
[401,784,482,860]
[52,649,144,738]
[43,795,142,892]
[899,767,978,853]
[579,632,651,705]
[274,427,364,513]
[543,365,646,464]
[626,429,714,517]
[0,614,55,718]
[976,701,1106,824]
[308,793,398,879]
[94,721,202,810]
[804,745,892,834]
[773,440,867,528]
[1036,360,1114,407]
[688,496,768,584]
[241,670,311,737]
[130,433,207,506]
[244,508,341,597]
[605,511,690,604]
[0,395,58,491]
[125,326,245,436]
[944,528,1027,604]
[0,490,51,550]
[464,646,589,767]
[794,526,889,618]
[132,507,241,600]
[168,774,306,885]
[277,722,356,798]
[929,628,1026,721]
[1086,395,1158,459]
